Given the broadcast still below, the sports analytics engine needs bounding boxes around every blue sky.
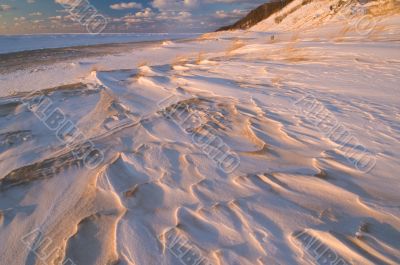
[0,0,267,34]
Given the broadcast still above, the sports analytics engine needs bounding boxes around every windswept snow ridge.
[0,1,399,265]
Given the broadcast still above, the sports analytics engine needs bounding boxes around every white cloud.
[122,8,155,24]
[215,9,244,19]
[54,0,77,5]
[49,15,62,20]
[158,10,192,21]
[29,12,43,16]
[0,4,12,12]
[110,2,142,10]
[134,8,154,18]
[152,0,198,11]
[14,17,27,22]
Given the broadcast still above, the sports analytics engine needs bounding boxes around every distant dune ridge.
[218,0,400,32]
[217,0,296,31]
[0,0,400,265]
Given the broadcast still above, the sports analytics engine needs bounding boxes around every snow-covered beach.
[0,1,399,264]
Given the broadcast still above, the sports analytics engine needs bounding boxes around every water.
[0,33,200,54]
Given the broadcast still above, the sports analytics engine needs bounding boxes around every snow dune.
[0,1,399,264]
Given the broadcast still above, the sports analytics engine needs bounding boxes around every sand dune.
[0,0,400,264]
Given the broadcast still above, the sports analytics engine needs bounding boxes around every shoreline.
[0,37,197,74]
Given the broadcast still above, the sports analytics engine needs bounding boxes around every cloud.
[110,2,142,10]
[134,8,154,18]
[4,0,263,34]
[152,0,198,11]
[50,15,62,19]
[0,4,12,12]
[14,17,27,22]
[215,9,244,19]
[204,0,242,2]
[54,0,78,5]
[122,8,155,24]
[29,12,43,16]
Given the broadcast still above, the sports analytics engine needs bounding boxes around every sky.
[0,0,267,34]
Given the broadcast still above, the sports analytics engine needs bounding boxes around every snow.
[0,1,399,264]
